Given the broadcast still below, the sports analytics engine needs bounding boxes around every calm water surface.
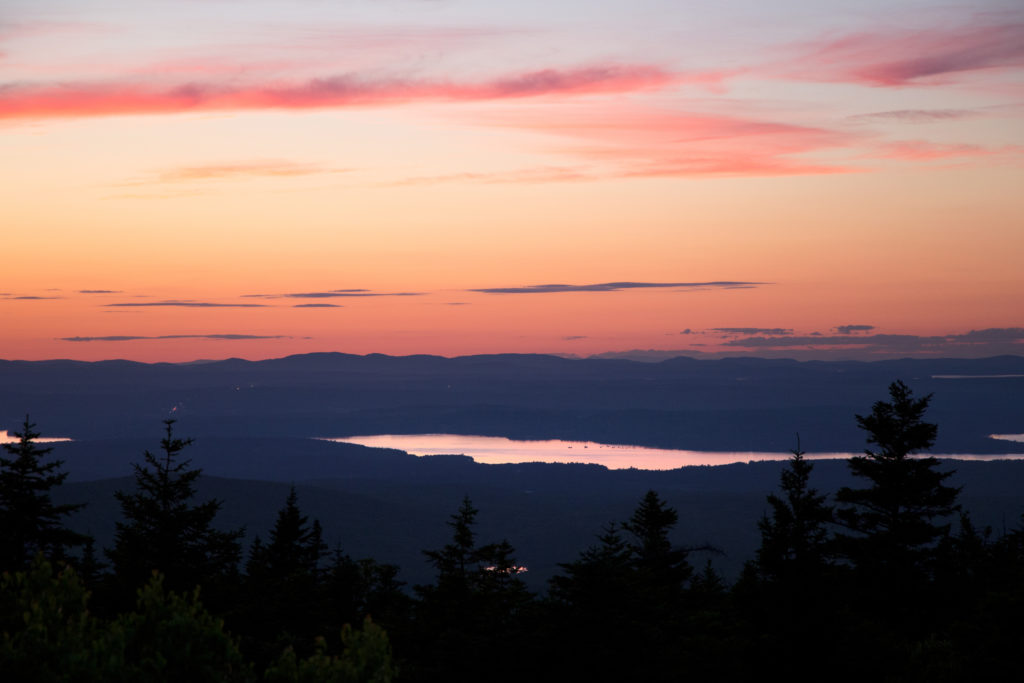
[325,434,1024,470]
[0,431,72,445]
[3,430,1020,471]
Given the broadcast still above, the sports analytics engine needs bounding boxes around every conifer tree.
[421,496,479,598]
[415,496,531,682]
[106,420,242,599]
[0,416,87,571]
[622,489,692,590]
[549,523,632,609]
[756,436,833,582]
[258,486,325,580]
[835,381,960,581]
[243,486,326,663]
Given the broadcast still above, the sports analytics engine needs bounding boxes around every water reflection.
[324,434,860,470]
[0,430,72,445]
[325,434,1024,470]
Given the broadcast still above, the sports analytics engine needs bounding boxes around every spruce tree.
[242,486,326,664]
[549,491,695,681]
[835,381,960,581]
[0,416,87,571]
[756,437,833,582]
[622,489,693,590]
[421,495,480,599]
[106,420,242,599]
[415,496,531,682]
[751,439,836,679]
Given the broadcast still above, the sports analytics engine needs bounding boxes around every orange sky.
[2,1,1022,361]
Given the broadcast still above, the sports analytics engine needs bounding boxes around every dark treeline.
[2,381,1024,681]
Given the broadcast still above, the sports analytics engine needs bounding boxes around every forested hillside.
[3,381,1024,680]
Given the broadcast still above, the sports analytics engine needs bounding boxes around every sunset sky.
[2,0,1022,362]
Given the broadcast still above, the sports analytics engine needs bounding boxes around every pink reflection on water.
[0,430,72,445]
[324,434,858,470]
[324,434,1024,470]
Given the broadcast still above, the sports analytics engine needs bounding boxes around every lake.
[0,431,73,445]
[323,434,1024,470]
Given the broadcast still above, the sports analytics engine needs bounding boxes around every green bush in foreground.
[264,617,397,683]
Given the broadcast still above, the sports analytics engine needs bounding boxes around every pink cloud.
[386,166,593,186]
[788,19,1024,87]
[474,105,859,178]
[872,140,1019,161]
[155,160,345,182]
[0,65,675,119]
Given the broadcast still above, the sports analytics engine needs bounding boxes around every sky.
[1,0,1022,362]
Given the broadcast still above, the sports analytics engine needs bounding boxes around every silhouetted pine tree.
[106,420,242,605]
[546,523,635,680]
[420,496,479,601]
[412,496,531,683]
[622,490,693,601]
[549,522,632,608]
[756,437,833,583]
[241,486,327,665]
[547,491,700,682]
[831,381,962,677]
[745,439,837,679]
[836,381,960,582]
[320,548,409,638]
[75,536,107,590]
[0,416,87,571]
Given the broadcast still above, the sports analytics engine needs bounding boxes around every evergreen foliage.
[0,555,106,682]
[106,420,243,600]
[756,436,833,582]
[622,489,693,590]
[420,496,479,598]
[321,552,406,627]
[418,496,530,609]
[0,556,249,682]
[243,486,328,665]
[6,379,1024,680]
[264,617,397,683]
[111,573,250,682]
[0,416,87,571]
[413,496,531,682]
[835,381,961,581]
[547,491,698,681]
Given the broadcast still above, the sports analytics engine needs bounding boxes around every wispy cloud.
[293,303,342,308]
[954,328,1024,343]
[834,324,874,334]
[152,160,346,183]
[848,109,978,123]
[1,294,63,300]
[248,289,421,299]
[387,166,591,186]
[78,289,121,294]
[471,281,766,294]
[785,18,1024,87]
[711,327,793,336]
[474,104,859,178]
[722,328,1024,352]
[0,64,674,120]
[872,140,1015,161]
[59,334,290,342]
[104,300,267,308]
